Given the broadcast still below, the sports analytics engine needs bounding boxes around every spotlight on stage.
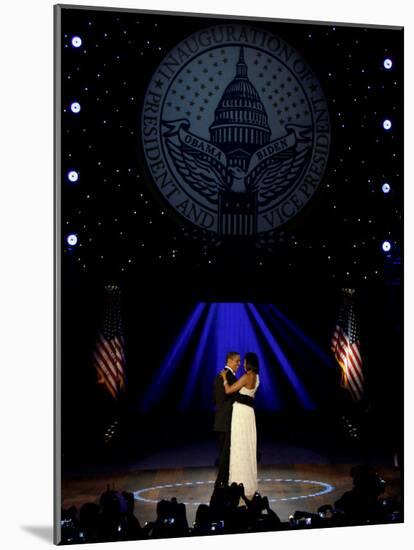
[246,303,316,410]
[70,102,81,114]
[383,58,393,69]
[382,182,391,194]
[71,36,82,48]
[266,304,336,370]
[67,170,79,183]
[144,301,334,412]
[66,233,78,247]
[140,303,207,411]
[382,119,392,130]
[382,241,392,252]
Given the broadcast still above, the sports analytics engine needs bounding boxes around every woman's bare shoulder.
[245,371,257,388]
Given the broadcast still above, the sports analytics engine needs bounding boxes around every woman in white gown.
[220,352,260,499]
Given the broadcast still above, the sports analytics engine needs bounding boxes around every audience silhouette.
[60,467,401,544]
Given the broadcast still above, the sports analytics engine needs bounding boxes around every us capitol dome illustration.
[209,46,271,171]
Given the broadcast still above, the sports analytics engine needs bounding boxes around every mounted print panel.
[54,4,403,545]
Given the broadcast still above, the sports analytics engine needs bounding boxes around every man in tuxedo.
[213,351,240,487]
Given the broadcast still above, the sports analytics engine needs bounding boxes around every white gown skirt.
[229,402,258,496]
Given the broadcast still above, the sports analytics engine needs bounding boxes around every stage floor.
[61,441,401,526]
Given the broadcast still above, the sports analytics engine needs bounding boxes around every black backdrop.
[59,7,403,467]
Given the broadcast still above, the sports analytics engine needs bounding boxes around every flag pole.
[331,286,372,461]
[92,282,127,447]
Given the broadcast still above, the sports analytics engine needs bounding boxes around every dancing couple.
[213,351,260,499]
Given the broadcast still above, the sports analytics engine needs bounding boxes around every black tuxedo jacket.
[213,368,237,433]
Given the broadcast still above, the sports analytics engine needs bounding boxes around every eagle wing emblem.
[247,146,310,205]
[165,138,228,204]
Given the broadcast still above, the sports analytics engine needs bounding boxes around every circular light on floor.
[133,478,335,506]
[264,478,335,502]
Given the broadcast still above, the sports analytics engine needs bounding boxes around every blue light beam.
[265,304,336,369]
[246,304,316,410]
[240,304,283,411]
[180,303,217,410]
[212,303,282,410]
[140,303,207,411]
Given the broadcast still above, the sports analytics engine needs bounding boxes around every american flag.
[331,289,364,402]
[93,284,126,399]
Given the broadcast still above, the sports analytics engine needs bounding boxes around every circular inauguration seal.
[141,24,330,237]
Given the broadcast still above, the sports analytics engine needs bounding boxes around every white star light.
[71,36,82,48]
[67,234,78,246]
[67,170,79,183]
[70,102,81,114]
